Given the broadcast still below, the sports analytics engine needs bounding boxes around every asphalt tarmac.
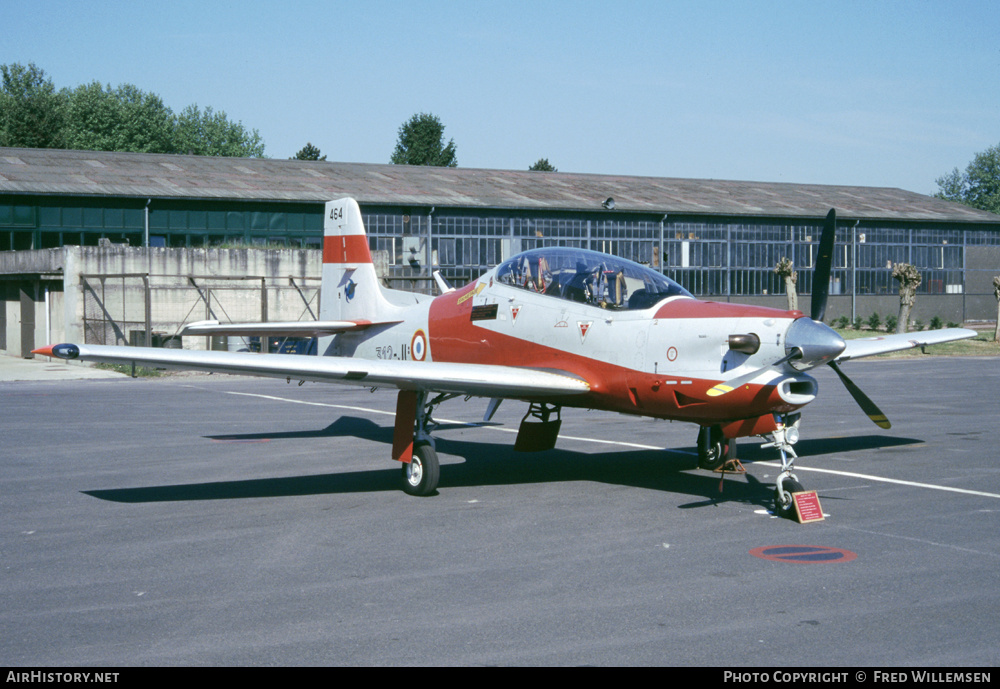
[2,357,998,666]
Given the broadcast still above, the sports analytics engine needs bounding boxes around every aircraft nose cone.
[785,317,846,370]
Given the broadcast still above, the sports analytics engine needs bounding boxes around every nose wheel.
[774,474,804,519]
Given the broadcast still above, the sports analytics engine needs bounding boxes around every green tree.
[292,142,326,160]
[1,62,267,157]
[0,62,67,148]
[390,113,457,167]
[529,158,557,171]
[935,144,1000,213]
[174,104,265,157]
[62,81,176,153]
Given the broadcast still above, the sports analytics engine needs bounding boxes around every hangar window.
[0,204,36,228]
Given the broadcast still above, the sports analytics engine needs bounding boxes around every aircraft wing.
[32,344,591,399]
[179,319,399,337]
[837,327,978,362]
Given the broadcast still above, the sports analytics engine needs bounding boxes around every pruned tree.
[529,158,557,172]
[892,263,922,333]
[774,257,798,311]
[993,276,1000,343]
[390,113,457,167]
[292,142,326,161]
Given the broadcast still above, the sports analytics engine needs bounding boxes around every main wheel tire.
[697,426,729,470]
[401,441,440,496]
[774,478,804,519]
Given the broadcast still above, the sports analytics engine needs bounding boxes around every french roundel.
[411,330,427,361]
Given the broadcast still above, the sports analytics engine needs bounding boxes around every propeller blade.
[811,208,837,322]
[828,360,891,429]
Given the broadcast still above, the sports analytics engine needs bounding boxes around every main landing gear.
[696,425,730,471]
[396,390,455,496]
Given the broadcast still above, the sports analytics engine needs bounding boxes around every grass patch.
[94,362,164,377]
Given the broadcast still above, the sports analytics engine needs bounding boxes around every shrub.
[885,315,898,332]
[929,316,943,330]
[835,316,850,330]
[867,312,882,331]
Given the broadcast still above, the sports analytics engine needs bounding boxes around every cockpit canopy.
[494,247,692,310]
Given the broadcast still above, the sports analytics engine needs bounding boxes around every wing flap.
[33,344,591,399]
[837,327,978,361]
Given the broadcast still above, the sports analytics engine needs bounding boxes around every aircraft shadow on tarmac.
[83,416,924,510]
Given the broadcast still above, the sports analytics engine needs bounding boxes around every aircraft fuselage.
[330,247,818,427]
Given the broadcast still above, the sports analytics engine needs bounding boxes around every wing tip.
[32,343,80,360]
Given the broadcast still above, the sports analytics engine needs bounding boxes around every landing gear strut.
[762,413,803,518]
[395,390,456,496]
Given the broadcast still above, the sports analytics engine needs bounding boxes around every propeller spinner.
[710,208,891,428]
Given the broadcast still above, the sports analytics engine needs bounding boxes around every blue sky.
[4,0,998,194]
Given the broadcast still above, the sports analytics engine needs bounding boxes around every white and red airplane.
[34,198,976,516]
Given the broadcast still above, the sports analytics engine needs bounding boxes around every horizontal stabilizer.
[180,319,399,337]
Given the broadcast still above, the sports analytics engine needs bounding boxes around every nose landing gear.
[762,414,804,518]
[697,415,808,519]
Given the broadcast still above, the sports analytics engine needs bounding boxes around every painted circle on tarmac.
[749,545,857,564]
[411,330,427,361]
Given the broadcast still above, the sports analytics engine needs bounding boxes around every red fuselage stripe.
[426,284,802,423]
[323,235,372,264]
[654,299,800,320]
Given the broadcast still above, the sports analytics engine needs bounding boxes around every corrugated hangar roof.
[2,147,997,224]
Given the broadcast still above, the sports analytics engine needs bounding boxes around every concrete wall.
[1,245,323,356]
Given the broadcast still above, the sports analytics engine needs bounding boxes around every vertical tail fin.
[319,198,392,322]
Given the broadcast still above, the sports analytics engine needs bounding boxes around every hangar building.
[2,147,999,356]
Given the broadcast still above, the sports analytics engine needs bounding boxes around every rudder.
[319,198,391,321]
